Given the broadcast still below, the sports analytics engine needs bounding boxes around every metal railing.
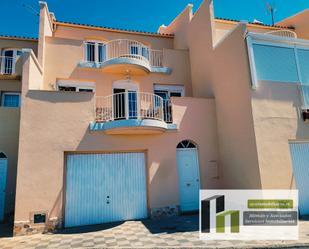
[266,30,297,39]
[84,39,163,67]
[0,56,14,74]
[149,50,163,68]
[96,92,172,123]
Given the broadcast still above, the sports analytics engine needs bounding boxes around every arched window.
[177,140,197,149]
[0,152,7,158]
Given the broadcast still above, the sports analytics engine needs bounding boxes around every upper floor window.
[57,80,95,93]
[84,41,106,63]
[153,84,184,100]
[252,44,299,83]
[1,49,22,75]
[1,92,20,107]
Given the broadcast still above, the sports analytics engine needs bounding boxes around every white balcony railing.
[96,92,172,123]
[266,30,297,39]
[84,39,163,68]
[0,56,14,74]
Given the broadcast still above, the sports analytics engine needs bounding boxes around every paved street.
[1,215,309,248]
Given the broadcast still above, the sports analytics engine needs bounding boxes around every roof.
[55,20,174,38]
[0,34,38,41]
[215,17,294,30]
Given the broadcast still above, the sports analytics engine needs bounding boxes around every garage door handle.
[186,183,191,187]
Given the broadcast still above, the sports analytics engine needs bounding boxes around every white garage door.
[65,152,147,228]
[289,143,309,216]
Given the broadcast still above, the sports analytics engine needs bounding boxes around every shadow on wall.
[25,90,94,103]
[49,188,63,225]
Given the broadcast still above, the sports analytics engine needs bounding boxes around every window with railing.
[82,39,163,68]
[0,49,22,75]
[154,84,184,123]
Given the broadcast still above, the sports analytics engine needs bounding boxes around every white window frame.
[1,92,21,107]
[84,40,106,63]
[1,48,22,74]
[153,84,185,97]
[56,80,96,93]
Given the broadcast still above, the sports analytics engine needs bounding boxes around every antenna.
[265,1,276,26]
[22,3,39,17]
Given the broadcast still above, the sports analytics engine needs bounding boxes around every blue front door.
[176,148,200,212]
[0,158,7,222]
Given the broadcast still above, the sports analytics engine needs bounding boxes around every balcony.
[79,39,171,75]
[91,92,177,134]
[0,56,21,80]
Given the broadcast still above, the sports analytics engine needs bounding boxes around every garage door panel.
[289,143,309,216]
[65,152,147,228]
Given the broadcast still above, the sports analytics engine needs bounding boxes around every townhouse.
[0,0,308,236]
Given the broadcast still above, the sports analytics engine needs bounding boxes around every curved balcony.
[92,92,176,134]
[80,39,169,75]
[265,30,297,39]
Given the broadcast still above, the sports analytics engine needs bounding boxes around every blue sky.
[1,0,309,38]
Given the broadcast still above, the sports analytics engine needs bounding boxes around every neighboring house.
[0,35,37,223]
[0,0,308,236]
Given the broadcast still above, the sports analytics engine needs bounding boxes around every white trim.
[246,36,258,90]
[113,80,139,92]
[56,80,96,92]
[248,32,309,47]
[84,41,106,63]
[1,92,21,107]
[153,84,184,96]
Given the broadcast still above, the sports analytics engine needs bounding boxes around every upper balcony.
[91,92,176,134]
[78,39,171,75]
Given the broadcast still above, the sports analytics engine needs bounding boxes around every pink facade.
[0,0,308,236]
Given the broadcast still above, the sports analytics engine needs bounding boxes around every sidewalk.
[1,215,309,248]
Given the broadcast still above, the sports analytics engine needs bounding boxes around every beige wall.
[54,25,173,50]
[0,107,20,216]
[212,24,261,189]
[251,81,308,189]
[0,38,37,56]
[186,0,215,98]
[276,10,309,40]
[43,37,192,95]
[14,88,220,222]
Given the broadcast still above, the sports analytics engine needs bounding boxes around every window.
[57,80,95,93]
[0,152,7,158]
[153,84,184,100]
[252,44,299,82]
[130,45,139,55]
[1,92,20,107]
[1,49,23,75]
[84,41,106,63]
[154,85,184,123]
[177,140,197,149]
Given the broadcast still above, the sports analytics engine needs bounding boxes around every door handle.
[186,183,191,187]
